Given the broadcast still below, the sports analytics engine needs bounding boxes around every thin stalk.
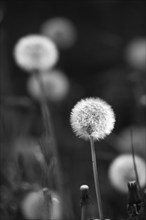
[33,71,67,215]
[89,135,104,220]
[81,206,85,220]
[130,127,140,190]
[40,101,63,191]
[33,71,63,190]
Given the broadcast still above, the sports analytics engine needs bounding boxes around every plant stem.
[130,127,140,190]
[81,206,85,220]
[33,71,67,212]
[89,135,104,220]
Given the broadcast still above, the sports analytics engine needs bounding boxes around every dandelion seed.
[40,17,77,49]
[70,97,115,141]
[108,154,146,193]
[27,69,70,102]
[13,35,59,72]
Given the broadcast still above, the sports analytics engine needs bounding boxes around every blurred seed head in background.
[40,17,77,49]
[125,38,146,71]
[108,154,146,193]
[13,35,59,72]
[26,69,70,102]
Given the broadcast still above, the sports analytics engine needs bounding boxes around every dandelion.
[125,38,146,71]
[13,35,59,72]
[21,188,62,220]
[26,69,70,102]
[70,97,115,141]
[70,97,115,220]
[139,94,146,107]
[40,17,77,49]
[108,154,146,193]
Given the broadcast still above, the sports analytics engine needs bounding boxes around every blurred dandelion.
[125,38,146,71]
[70,97,115,220]
[70,97,115,141]
[13,35,59,72]
[108,154,146,193]
[40,17,77,49]
[26,69,70,102]
[21,188,62,220]
[139,94,146,107]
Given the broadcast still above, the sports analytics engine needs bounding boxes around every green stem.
[89,136,104,220]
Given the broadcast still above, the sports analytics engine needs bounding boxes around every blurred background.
[0,1,146,220]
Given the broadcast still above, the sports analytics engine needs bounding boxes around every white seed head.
[70,97,115,140]
[80,185,89,191]
[13,35,59,72]
[40,17,77,49]
[108,154,146,193]
[27,69,70,102]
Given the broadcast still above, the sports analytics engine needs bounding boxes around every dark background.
[0,1,146,220]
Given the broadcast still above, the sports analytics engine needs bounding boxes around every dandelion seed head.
[108,154,146,193]
[13,35,59,72]
[40,17,77,49]
[139,94,146,106]
[125,38,146,71]
[70,97,115,140]
[27,69,70,102]
[21,189,62,220]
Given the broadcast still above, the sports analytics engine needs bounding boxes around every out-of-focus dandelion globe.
[21,189,62,220]
[27,69,70,102]
[40,17,77,49]
[13,35,59,72]
[70,97,115,140]
[125,38,146,71]
[139,94,146,106]
[114,126,145,157]
[108,154,146,193]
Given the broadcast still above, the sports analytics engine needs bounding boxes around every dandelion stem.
[130,127,140,190]
[89,135,104,220]
[81,206,85,220]
[33,71,65,204]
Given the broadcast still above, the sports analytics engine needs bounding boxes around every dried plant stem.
[130,127,140,190]
[89,135,104,220]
